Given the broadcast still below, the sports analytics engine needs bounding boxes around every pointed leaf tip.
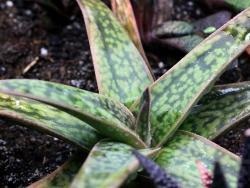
[135,88,151,146]
[155,132,240,187]
[133,150,180,188]
[211,161,228,188]
[76,0,153,107]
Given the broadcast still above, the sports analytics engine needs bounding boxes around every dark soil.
[0,0,250,187]
[0,122,76,187]
[0,0,95,186]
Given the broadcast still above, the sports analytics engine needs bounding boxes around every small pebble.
[0,139,6,145]
[79,60,84,65]
[245,129,250,136]
[67,25,72,30]
[158,62,165,69]
[70,80,82,88]
[188,1,193,6]
[196,9,201,16]
[40,47,48,57]
[24,10,32,16]
[6,0,13,8]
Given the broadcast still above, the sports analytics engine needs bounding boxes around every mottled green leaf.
[224,0,250,10]
[133,150,180,188]
[155,131,240,188]
[111,0,149,63]
[70,140,158,188]
[181,82,250,139]
[154,12,232,53]
[203,0,250,11]
[211,162,229,188]
[155,21,194,38]
[76,0,154,107]
[149,8,250,146]
[135,88,151,145]
[28,155,84,188]
[0,93,101,150]
[215,0,250,11]
[194,11,232,34]
[0,79,146,148]
[160,35,204,53]
[0,79,134,127]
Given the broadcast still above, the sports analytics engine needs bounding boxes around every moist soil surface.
[0,0,250,187]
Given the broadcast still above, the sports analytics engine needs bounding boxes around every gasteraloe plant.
[128,1,234,53]
[133,129,250,188]
[202,0,250,11]
[1,0,250,187]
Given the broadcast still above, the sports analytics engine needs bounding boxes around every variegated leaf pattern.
[0,79,134,128]
[70,140,158,188]
[160,35,204,53]
[28,155,84,188]
[155,131,240,188]
[135,88,151,145]
[154,21,203,53]
[0,92,101,150]
[155,21,194,38]
[76,0,154,107]
[0,79,146,148]
[203,0,250,11]
[149,8,250,146]
[181,82,250,139]
[223,0,250,11]
[225,0,250,10]
[111,0,148,63]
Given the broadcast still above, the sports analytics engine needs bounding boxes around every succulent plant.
[1,0,250,187]
[129,0,250,53]
[133,129,250,188]
[202,0,250,11]
[133,150,180,188]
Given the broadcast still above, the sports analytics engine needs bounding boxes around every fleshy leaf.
[155,21,194,38]
[0,93,101,150]
[153,12,232,53]
[70,140,158,188]
[135,88,151,145]
[76,0,154,107]
[111,0,148,62]
[159,35,204,53]
[0,79,135,128]
[133,150,180,188]
[194,11,232,34]
[224,0,250,10]
[155,131,240,188]
[154,21,203,52]
[181,82,250,139]
[28,155,84,188]
[0,79,146,148]
[149,8,250,146]
[211,162,229,188]
[204,0,250,11]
